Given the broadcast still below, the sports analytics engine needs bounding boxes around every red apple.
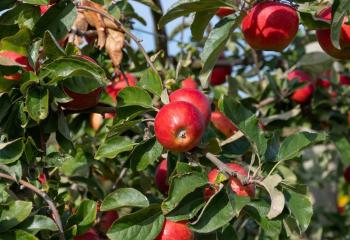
[204,163,255,200]
[316,7,350,60]
[156,220,193,240]
[216,7,235,17]
[210,111,237,138]
[74,228,99,240]
[287,70,314,104]
[169,88,211,125]
[242,2,299,51]
[106,73,137,102]
[4,73,22,81]
[181,77,197,89]
[210,66,231,85]
[155,159,169,195]
[99,210,118,233]
[317,79,330,89]
[340,75,350,86]
[344,166,350,183]
[40,4,53,15]
[38,172,47,185]
[61,86,102,110]
[154,101,205,152]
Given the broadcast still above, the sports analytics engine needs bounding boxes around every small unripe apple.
[40,4,53,15]
[106,73,137,102]
[155,159,169,195]
[90,113,104,131]
[154,101,205,152]
[344,166,350,183]
[242,2,299,51]
[74,228,99,240]
[99,210,118,233]
[287,70,314,104]
[316,7,350,60]
[204,163,255,200]
[216,7,235,17]
[156,220,194,240]
[169,88,211,125]
[210,66,231,85]
[210,111,237,138]
[181,77,197,89]
[340,75,350,86]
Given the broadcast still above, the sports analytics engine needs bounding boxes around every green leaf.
[277,132,327,161]
[0,138,24,164]
[43,31,66,60]
[107,204,164,240]
[299,11,330,30]
[226,184,250,217]
[19,215,58,233]
[260,175,285,219]
[25,86,49,122]
[39,56,107,86]
[95,135,136,160]
[0,4,40,30]
[0,230,38,240]
[101,188,149,211]
[133,0,162,14]
[67,200,97,235]
[284,189,313,233]
[137,68,163,96]
[0,200,33,233]
[33,0,77,40]
[190,190,234,233]
[331,0,350,50]
[129,137,163,171]
[216,224,238,240]
[219,96,267,157]
[162,163,207,214]
[0,28,32,55]
[199,14,240,87]
[299,52,333,74]
[159,0,231,28]
[22,0,49,4]
[117,87,153,108]
[61,148,89,176]
[333,135,350,165]
[0,94,11,124]
[191,10,215,41]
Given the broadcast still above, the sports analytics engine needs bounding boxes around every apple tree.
[0,0,349,239]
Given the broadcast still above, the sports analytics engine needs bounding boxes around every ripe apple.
[287,70,314,104]
[74,228,99,240]
[210,66,231,85]
[106,73,137,102]
[204,163,255,200]
[0,50,32,80]
[156,220,193,240]
[242,1,299,51]
[40,4,53,15]
[210,111,237,138]
[340,75,350,86]
[155,159,169,195]
[90,113,104,131]
[216,7,234,17]
[337,195,349,215]
[38,172,47,185]
[344,166,350,183]
[169,88,211,125]
[317,79,330,89]
[181,77,197,89]
[154,101,205,152]
[99,210,118,233]
[316,7,350,60]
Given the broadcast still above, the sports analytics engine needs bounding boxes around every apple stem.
[0,172,65,240]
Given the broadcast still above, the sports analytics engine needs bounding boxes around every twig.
[219,131,244,147]
[77,5,158,73]
[0,172,65,240]
[112,167,127,190]
[64,105,116,115]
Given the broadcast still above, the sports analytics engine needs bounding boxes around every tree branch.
[77,5,158,73]
[0,172,65,240]
[152,0,168,59]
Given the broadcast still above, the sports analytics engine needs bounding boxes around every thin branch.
[151,0,168,59]
[64,105,116,115]
[219,131,244,147]
[0,173,65,240]
[77,5,158,73]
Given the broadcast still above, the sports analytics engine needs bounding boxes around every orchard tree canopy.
[1,0,350,239]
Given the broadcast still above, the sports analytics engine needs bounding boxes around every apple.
[204,163,255,200]
[287,70,314,104]
[155,159,169,195]
[40,4,53,15]
[106,73,137,102]
[154,101,205,152]
[0,50,32,80]
[169,88,211,125]
[156,220,193,240]
[344,166,350,183]
[181,77,197,89]
[90,113,104,131]
[99,210,118,233]
[210,111,237,138]
[216,7,234,17]
[317,79,330,89]
[74,228,99,240]
[210,66,231,85]
[38,172,47,185]
[337,195,349,215]
[340,75,350,86]
[241,1,299,51]
[316,7,350,60]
